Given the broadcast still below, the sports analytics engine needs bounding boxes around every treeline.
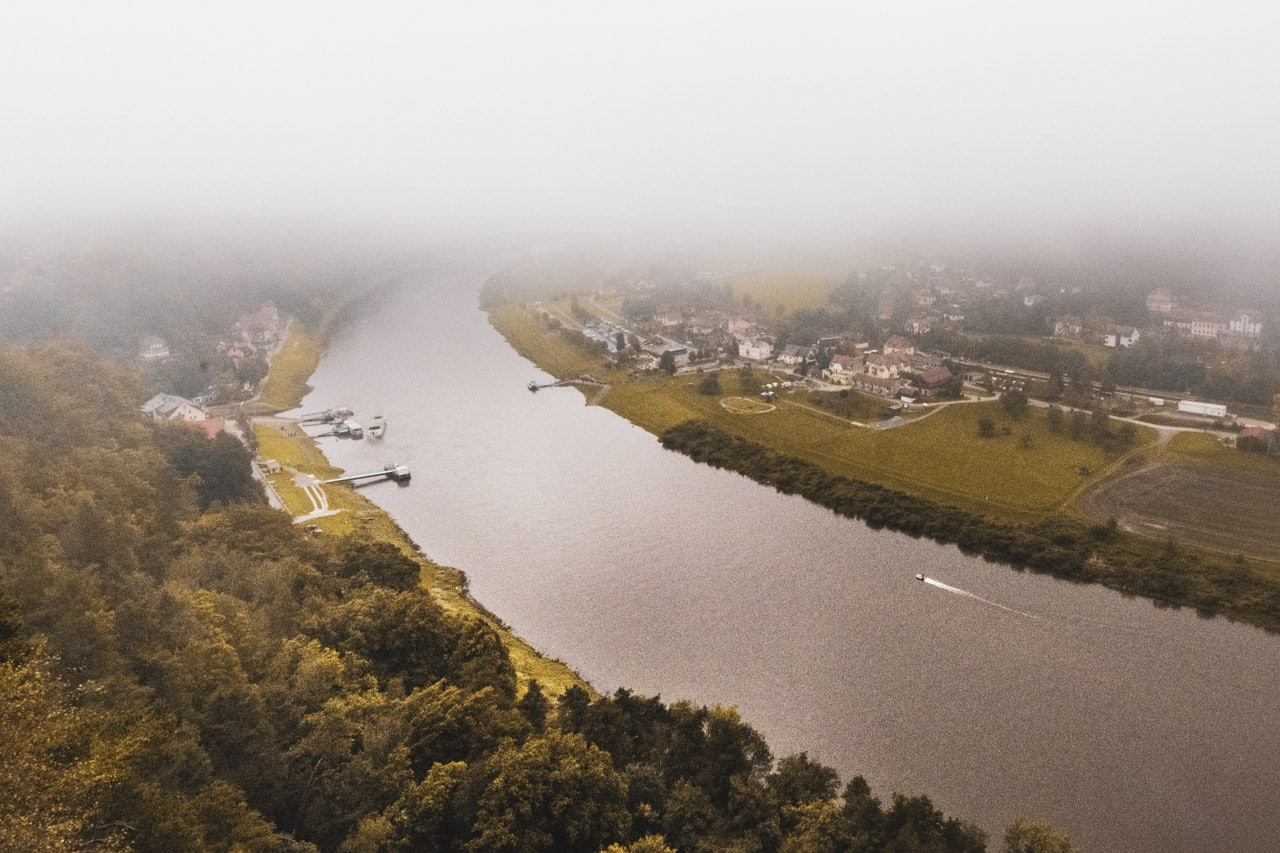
[660,420,1280,633]
[0,341,1048,852]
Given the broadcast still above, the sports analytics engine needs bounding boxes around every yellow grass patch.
[258,324,323,412]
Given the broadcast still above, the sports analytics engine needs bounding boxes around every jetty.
[321,464,411,485]
[298,407,354,425]
[528,375,605,392]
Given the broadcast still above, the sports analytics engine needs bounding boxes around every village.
[137,300,287,439]
[525,257,1278,450]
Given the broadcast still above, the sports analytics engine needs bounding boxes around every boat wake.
[921,576,1040,619]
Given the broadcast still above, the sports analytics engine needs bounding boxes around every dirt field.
[1080,462,1280,560]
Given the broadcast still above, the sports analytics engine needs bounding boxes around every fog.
[3,2,1279,247]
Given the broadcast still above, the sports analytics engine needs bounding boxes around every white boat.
[346,420,364,439]
[915,573,926,582]
[368,415,386,438]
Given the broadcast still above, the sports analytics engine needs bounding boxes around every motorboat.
[368,415,386,438]
[915,573,926,582]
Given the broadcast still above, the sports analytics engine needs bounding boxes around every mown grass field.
[1167,430,1280,475]
[488,304,1149,523]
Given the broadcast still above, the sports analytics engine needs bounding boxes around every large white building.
[1228,312,1263,337]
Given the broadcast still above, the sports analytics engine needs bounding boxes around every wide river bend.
[295,264,1280,852]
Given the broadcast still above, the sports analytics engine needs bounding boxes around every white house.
[1104,326,1140,348]
[738,338,774,361]
[141,393,206,423]
[138,335,170,361]
[776,344,811,367]
[1164,311,1224,339]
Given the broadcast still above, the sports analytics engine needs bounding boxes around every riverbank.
[253,320,589,697]
[486,298,1280,634]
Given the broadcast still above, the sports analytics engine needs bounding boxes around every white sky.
[2,1,1278,241]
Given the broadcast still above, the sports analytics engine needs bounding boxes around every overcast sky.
[3,1,1278,242]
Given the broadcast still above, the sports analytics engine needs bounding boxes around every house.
[1104,325,1140,348]
[824,354,863,385]
[776,344,811,367]
[1164,310,1224,340]
[864,353,907,380]
[138,335,170,361]
[140,393,206,423]
[1053,316,1083,339]
[902,317,932,335]
[815,335,844,350]
[644,340,690,366]
[883,335,915,357]
[849,373,903,398]
[663,346,690,367]
[914,365,954,396]
[1023,293,1045,308]
[1236,427,1275,453]
[738,338,774,361]
[656,310,684,328]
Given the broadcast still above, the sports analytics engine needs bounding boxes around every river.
[295,262,1280,852]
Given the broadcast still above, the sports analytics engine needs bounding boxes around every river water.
[296,262,1280,852]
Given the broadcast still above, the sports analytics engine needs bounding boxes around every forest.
[0,341,1082,851]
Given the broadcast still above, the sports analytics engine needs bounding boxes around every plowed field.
[1080,462,1280,559]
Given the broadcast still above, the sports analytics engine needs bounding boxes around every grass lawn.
[642,375,1134,521]
[1166,431,1280,476]
[488,303,627,383]
[258,323,323,412]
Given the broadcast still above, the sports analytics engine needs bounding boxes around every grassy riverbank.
[254,321,589,697]
[486,297,1280,633]
[257,322,324,412]
[489,302,1146,523]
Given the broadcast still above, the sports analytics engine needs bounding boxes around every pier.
[298,406,354,424]
[528,375,605,392]
[321,464,411,485]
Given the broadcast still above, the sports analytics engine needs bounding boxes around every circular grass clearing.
[720,396,776,414]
